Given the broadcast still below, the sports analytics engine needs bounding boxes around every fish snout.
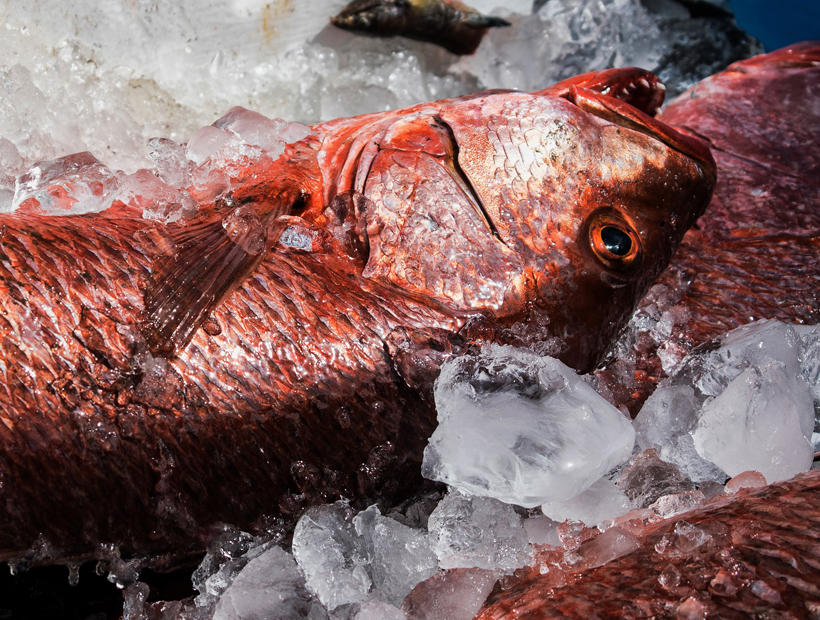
[568,84,718,213]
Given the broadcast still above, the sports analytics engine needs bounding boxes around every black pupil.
[600,226,632,256]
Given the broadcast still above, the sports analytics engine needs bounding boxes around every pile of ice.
[0,0,759,211]
[129,319,819,620]
[635,319,819,484]
[6,106,310,220]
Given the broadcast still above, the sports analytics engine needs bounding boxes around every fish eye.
[589,214,642,270]
[600,226,632,256]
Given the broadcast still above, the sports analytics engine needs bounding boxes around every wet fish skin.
[477,469,820,619]
[331,0,511,55]
[0,69,714,564]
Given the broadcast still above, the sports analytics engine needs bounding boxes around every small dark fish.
[331,0,511,55]
[0,68,713,565]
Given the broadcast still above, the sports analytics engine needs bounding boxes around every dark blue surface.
[729,0,820,51]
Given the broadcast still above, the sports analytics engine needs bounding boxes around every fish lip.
[569,85,718,190]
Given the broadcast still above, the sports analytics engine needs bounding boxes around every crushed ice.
[0,0,758,211]
[150,319,820,620]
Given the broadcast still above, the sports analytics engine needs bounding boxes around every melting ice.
[634,319,818,484]
[422,345,635,506]
[156,320,820,620]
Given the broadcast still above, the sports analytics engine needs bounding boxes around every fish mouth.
[568,85,717,189]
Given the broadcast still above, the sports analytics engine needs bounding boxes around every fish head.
[322,77,716,372]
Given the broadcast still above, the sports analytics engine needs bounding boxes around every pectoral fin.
[142,204,289,357]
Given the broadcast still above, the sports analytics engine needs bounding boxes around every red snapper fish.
[0,68,715,565]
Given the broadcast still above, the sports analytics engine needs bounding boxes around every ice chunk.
[423,345,635,506]
[635,320,815,484]
[540,477,632,527]
[353,506,439,607]
[569,526,640,570]
[649,490,706,519]
[522,514,561,547]
[795,324,820,405]
[615,449,694,508]
[187,126,234,166]
[292,502,371,610]
[691,362,814,483]
[354,599,405,620]
[148,137,192,188]
[427,489,530,573]
[401,568,498,620]
[12,152,120,214]
[117,169,197,224]
[654,521,712,558]
[213,545,328,620]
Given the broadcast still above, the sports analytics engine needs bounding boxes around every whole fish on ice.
[0,69,715,564]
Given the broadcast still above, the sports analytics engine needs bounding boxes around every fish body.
[0,70,714,564]
[479,43,820,619]
[331,0,511,54]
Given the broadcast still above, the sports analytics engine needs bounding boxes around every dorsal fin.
[142,200,292,357]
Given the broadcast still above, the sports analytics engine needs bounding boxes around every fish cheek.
[359,148,527,313]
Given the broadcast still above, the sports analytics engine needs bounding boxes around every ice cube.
[213,106,289,154]
[522,514,561,547]
[649,490,706,519]
[423,345,635,507]
[12,152,120,215]
[427,489,530,573]
[353,599,405,620]
[117,169,197,224]
[570,526,640,570]
[213,545,328,620]
[691,362,814,483]
[187,126,233,166]
[353,506,438,607]
[540,477,632,527]
[148,137,192,188]
[692,320,803,398]
[292,502,371,610]
[401,568,498,620]
[635,320,815,484]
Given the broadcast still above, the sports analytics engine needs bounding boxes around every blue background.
[729,0,820,50]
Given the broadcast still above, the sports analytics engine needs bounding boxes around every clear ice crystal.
[615,449,694,509]
[691,361,814,482]
[400,568,498,620]
[634,320,815,484]
[540,477,632,527]
[427,489,530,573]
[12,151,120,215]
[353,506,438,607]
[423,345,635,506]
[292,501,371,611]
[212,545,328,620]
